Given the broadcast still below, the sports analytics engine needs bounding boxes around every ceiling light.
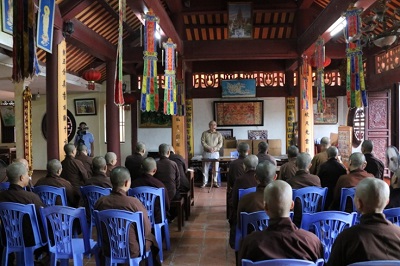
[329,17,347,36]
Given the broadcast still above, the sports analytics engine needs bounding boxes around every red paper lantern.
[82,68,102,90]
[310,56,331,68]
[123,93,136,105]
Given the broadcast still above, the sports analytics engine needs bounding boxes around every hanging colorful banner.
[114,0,125,106]
[176,80,185,116]
[344,8,367,108]
[315,37,326,113]
[300,55,309,110]
[140,9,159,112]
[12,0,40,82]
[286,97,295,149]
[299,61,314,156]
[37,0,55,53]
[163,38,177,115]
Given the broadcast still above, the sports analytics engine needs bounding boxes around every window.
[347,107,365,148]
[104,105,125,143]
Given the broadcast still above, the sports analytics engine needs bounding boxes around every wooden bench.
[171,197,185,231]
[180,169,195,220]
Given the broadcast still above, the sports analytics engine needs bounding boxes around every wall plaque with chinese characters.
[338,126,353,168]
[286,97,295,148]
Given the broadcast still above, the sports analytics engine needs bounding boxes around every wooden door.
[365,90,391,177]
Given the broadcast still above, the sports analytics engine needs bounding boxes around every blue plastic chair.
[94,209,152,266]
[240,211,270,239]
[339,187,356,212]
[0,181,10,191]
[348,261,400,266]
[231,151,239,159]
[0,202,47,266]
[33,185,68,206]
[80,185,112,236]
[238,187,257,200]
[293,186,327,214]
[242,258,325,266]
[383,207,400,226]
[300,211,357,262]
[128,186,170,262]
[40,206,99,266]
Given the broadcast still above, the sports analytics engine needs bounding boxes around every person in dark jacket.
[328,178,400,266]
[361,140,385,180]
[169,145,189,193]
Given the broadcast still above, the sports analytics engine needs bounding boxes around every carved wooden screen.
[365,90,391,177]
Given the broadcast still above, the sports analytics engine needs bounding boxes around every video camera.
[77,125,89,145]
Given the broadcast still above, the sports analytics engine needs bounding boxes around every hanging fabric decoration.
[301,54,309,110]
[315,37,326,113]
[176,80,185,116]
[163,38,177,115]
[140,9,159,112]
[114,0,125,106]
[12,0,40,82]
[23,87,33,176]
[344,8,367,108]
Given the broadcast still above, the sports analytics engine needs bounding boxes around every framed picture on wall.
[313,97,338,124]
[228,2,252,39]
[216,129,233,139]
[214,100,263,126]
[74,98,97,116]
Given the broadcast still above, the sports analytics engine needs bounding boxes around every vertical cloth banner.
[286,97,295,149]
[22,87,33,175]
[115,0,125,106]
[186,99,194,159]
[315,37,326,113]
[176,80,185,116]
[299,59,314,156]
[344,8,367,108]
[37,0,55,53]
[163,38,177,115]
[12,0,40,82]
[58,39,68,159]
[141,9,159,112]
[301,55,309,110]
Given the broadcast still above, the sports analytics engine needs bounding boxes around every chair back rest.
[231,151,239,159]
[0,202,44,248]
[240,211,269,239]
[238,187,257,200]
[383,207,400,226]
[94,209,145,260]
[242,258,324,266]
[347,261,400,266]
[80,185,112,225]
[128,186,166,225]
[293,187,327,214]
[40,206,91,255]
[0,182,10,191]
[300,211,357,262]
[33,185,68,206]
[339,187,356,212]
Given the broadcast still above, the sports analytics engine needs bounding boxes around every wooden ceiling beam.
[184,40,298,61]
[164,0,182,13]
[59,0,96,21]
[182,8,297,16]
[66,19,116,61]
[298,0,316,10]
[95,0,137,34]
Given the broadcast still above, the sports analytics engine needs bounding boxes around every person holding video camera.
[74,122,95,157]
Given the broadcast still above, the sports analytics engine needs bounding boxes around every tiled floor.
[31,170,236,265]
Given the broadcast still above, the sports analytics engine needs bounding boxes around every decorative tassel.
[163,38,177,115]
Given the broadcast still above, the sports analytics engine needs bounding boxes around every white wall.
[192,98,288,155]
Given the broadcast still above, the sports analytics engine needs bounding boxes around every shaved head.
[296,152,311,170]
[237,142,250,156]
[355,177,389,214]
[256,161,277,185]
[327,146,339,159]
[244,155,258,171]
[349,152,366,170]
[264,180,293,218]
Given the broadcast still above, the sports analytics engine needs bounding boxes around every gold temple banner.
[172,116,186,158]
[299,62,314,156]
[285,97,295,149]
[186,99,194,159]
[58,39,68,159]
[22,87,33,175]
